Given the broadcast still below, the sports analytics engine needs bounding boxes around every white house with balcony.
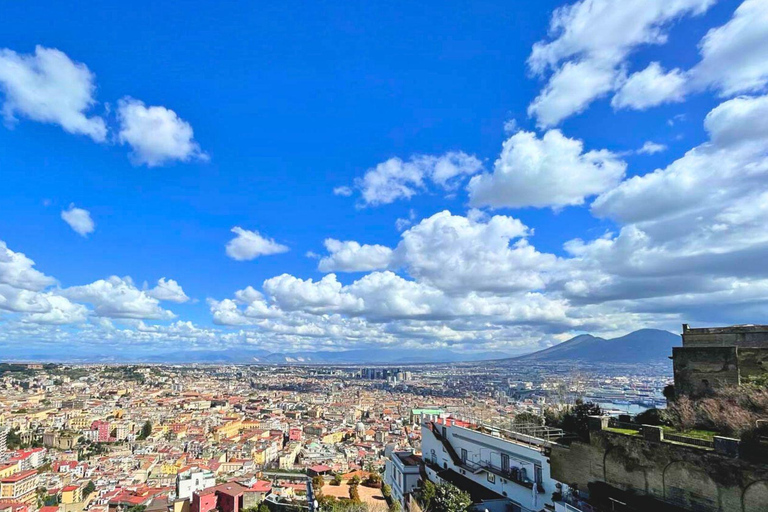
[421,417,569,512]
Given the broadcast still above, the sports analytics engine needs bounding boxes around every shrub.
[362,472,382,488]
[634,408,671,426]
[668,395,696,432]
[429,482,471,512]
[349,483,361,503]
[550,400,602,441]
[513,411,544,427]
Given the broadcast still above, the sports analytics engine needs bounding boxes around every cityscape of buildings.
[2,0,768,511]
[0,324,766,512]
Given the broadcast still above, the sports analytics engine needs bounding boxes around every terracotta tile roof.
[1,470,37,483]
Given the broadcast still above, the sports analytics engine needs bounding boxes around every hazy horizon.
[2,0,767,359]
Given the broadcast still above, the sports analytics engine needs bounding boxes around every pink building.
[191,483,248,512]
[288,428,302,441]
[91,421,110,443]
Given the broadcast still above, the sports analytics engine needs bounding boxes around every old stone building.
[673,324,768,397]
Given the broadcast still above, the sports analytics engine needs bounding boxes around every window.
[461,448,467,463]
[487,472,496,484]
[501,453,509,471]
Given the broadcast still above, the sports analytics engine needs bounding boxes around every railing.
[441,414,565,449]
[475,460,536,490]
[664,433,714,448]
[557,493,597,512]
[427,422,544,493]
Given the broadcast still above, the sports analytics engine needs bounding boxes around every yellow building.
[160,463,180,475]
[213,419,243,442]
[0,462,19,480]
[68,415,92,430]
[61,484,83,504]
[321,431,344,444]
[0,469,39,505]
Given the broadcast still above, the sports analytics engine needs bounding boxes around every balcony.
[426,421,545,493]
[473,460,544,493]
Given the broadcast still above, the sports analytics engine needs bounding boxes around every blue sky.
[1,0,767,359]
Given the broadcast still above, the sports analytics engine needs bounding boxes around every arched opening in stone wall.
[741,480,768,512]
[663,460,719,511]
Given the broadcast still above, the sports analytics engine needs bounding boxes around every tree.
[417,480,436,510]
[258,504,270,512]
[389,500,402,512]
[312,475,325,498]
[634,408,670,426]
[559,400,602,441]
[83,481,96,498]
[42,493,61,507]
[428,483,471,512]
[137,421,152,440]
[513,411,544,428]
[6,427,24,450]
[349,475,361,486]
[332,473,343,486]
[362,472,382,487]
[349,483,361,503]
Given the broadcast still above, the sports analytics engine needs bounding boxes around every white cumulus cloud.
[61,204,95,237]
[0,46,106,141]
[225,227,289,261]
[637,141,667,155]
[146,277,190,303]
[0,241,56,291]
[349,151,483,206]
[527,0,714,127]
[467,130,626,209]
[691,0,768,96]
[63,275,175,320]
[318,239,394,273]
[117,97,207,167]
[612,62,687,110]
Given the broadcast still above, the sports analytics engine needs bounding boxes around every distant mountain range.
[0,346,513,365]
[1,329,679,364]
[249,349,513,365]
[509,328,681,364]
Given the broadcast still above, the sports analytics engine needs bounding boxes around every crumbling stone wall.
[682,325,768,348]
[734,348,768,380]
[673,346,739,397]
[550,430,768,512]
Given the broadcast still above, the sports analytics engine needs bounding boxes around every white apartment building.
[0,426,7,455]
[421,418,567,512]
[175,466,216,501]
[384,451,422,509]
